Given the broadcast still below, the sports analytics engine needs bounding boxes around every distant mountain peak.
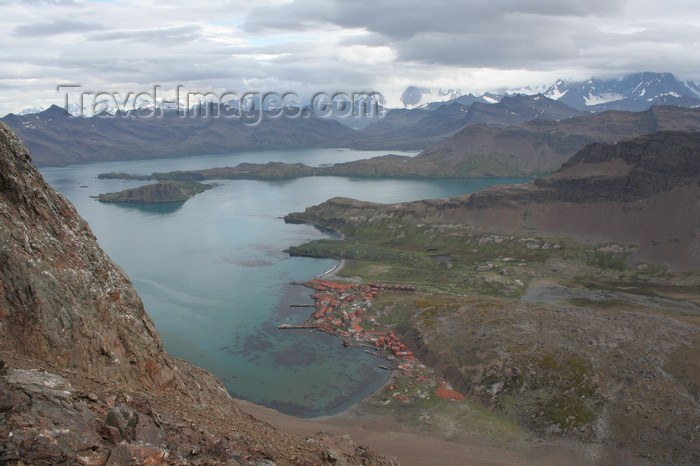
[43,104,70,114]
[400,72,700,113]
[16,104,72,117]
[543,72,700,111]
[17,106,46,116]
[400,86,466,108]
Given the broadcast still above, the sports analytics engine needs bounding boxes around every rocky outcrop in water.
[0,121,396,464]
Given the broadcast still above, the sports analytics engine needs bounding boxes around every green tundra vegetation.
[287,208,700,463]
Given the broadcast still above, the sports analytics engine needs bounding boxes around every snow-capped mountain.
[400,86,504,110]
[688,81,700,98]
[18,103,94,117]
[400,86,466,108]
[17,106,47,116]
[399,72,700,113]
[543,72,700,111]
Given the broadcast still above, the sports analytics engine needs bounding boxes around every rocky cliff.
[0,122,395,464]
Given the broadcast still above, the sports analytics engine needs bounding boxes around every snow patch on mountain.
[17,106,46,116]
[583,92,624,106]
[546,86,568,101]
[400,86,465,108]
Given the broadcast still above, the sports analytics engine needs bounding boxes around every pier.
[278,324,319,329]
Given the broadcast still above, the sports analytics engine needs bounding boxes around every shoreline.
[284,217,344,239]
[268,264,391,419]
[305,263,395,418]
[245,247,602,464]
[317,258,345,279]
[284,278,428,419]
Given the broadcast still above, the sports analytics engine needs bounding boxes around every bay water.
[39,148,528,417]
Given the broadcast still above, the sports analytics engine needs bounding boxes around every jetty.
[364,349,387,359]
[278,324,319,329]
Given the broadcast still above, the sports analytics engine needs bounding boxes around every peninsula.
[283,131,700,464]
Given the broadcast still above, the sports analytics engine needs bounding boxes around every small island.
[97,181,213,204]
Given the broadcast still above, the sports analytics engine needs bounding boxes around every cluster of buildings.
[302,278,464,402]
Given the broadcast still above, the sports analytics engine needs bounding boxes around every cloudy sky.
[1,0,699,115]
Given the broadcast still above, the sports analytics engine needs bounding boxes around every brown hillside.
[296,131,700,270]
[0,121,395,464]
[329,106,700,177]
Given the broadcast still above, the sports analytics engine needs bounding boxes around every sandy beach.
[317,258,346,279]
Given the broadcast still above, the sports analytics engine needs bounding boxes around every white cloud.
[0,0,698,114]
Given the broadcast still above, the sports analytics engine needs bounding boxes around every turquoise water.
[39,148,529,417]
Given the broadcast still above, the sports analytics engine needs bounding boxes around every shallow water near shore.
[40,148,529,416]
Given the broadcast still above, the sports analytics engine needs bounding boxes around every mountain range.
[1,92,588,165]
[0,105,360,165]
[327,105,700,177]
[400,71,700,111]
[2,72,700,463]
[3,72,700,169]
[105,105,700,187]
[291,129,700,269]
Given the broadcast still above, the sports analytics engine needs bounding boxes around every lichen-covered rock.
[0,121,174,390]
[0,122,396,464]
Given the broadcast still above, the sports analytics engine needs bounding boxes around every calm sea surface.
[39,148,528,417]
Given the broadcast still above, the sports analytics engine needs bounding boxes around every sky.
[1,0,699,115]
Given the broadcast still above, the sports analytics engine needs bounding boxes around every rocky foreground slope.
[0,122,395,464]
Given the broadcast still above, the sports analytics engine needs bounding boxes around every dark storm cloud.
[393,31,579,68]
[242,0,626,67]
[244,0,624,37]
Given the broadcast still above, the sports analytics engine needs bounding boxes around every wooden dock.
[364,349,387,359]
[278,324,318,329]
